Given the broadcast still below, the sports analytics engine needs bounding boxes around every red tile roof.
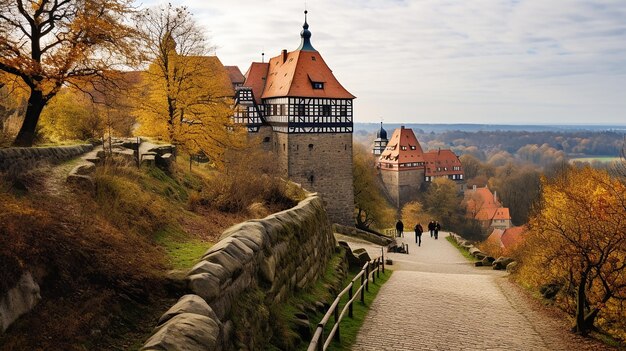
[487,228,505,247]
[261,50,355,99]
[243,62,269,104]
[224,65,245,85]
[501,226,527,252]
[466,187,510,221]
[379,127,425,169]
[423,149,463,177]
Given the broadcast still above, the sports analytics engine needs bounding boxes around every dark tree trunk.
[12,89,45,147]
[575,271,589,335]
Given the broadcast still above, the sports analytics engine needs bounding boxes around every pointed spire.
[297,10,316,51]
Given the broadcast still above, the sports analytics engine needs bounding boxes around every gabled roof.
[243,62,269,104]
[224,65,245,86]
[487,228,505,247]
[466,187,501,213]
[501,226,527,251]
[423,149,463,177]
[378,127,425,166]
[261,49,355,100]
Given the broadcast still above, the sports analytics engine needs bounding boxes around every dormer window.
[313,82,324,89]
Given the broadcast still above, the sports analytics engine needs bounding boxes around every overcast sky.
[138,0,626,125]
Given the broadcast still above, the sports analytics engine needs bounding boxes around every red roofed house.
[377,126,464,207]
[486,226,527,255]
[465,185,512,230]
[231,11,355,225]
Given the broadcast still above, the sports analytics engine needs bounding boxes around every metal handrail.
[308,247,386,351]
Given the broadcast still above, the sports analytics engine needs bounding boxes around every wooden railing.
[307,247,385,351]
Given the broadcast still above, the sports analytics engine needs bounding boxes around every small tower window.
[308,144,314,151]
[263,137,270,143]
[308,174,315,184]
[312,82,324,89]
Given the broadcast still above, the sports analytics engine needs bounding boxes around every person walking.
[414,223,423,246]
[395,219,404,238]
[434,221,441,240]
[428,221,435,238]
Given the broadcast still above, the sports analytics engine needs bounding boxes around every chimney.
[282,49,288,63]
[494,191,497,203]
[473,185,477,192]
[401,125,405,129]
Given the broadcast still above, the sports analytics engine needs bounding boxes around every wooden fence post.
[349,284,354,318]
[365,263,370,292]
[334,303,340,342]
[360,272,365,303]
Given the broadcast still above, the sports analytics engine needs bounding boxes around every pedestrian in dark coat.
[428,221,435,237]
[395,220,404,238]
[414,223,423,246]
[434,221,441,239]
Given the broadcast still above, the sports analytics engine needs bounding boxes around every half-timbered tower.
[377,126,464,207]
[234,11,355,225]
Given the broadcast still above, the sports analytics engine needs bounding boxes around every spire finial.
[297,9,316,51]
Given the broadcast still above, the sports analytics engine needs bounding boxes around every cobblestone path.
[338,232,611,351]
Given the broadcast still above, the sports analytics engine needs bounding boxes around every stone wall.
[142,193,336,351]
[333,223,393,247]
[284,133,354,226]
[0,144,94,172]
[379,168,424,208]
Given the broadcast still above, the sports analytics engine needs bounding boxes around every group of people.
[395,220,442,247]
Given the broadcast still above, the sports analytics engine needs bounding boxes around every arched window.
[308,144,314,151]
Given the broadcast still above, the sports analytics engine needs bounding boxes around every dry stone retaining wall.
[0,144,93,172]
[333,223,393,246]
[142,193,336,351]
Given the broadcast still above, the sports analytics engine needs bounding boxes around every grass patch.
[267,247,392,351]
[154,226,212,270]
[446,236,479,262]
[321,269,392,351]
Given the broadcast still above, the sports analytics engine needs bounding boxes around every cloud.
[136,0,626,125]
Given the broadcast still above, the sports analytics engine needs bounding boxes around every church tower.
[237,11,355,225]
[372,122,388,155]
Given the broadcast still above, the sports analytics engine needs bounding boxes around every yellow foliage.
[516,167,626,338]
[133,55,245,167]
[401,201,429,229]
[353,144,395,230]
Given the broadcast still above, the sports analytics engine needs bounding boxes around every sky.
[138,0,626,125]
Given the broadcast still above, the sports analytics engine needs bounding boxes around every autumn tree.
[489,162,541,225]
[401,201,429,229]
[353,145,395,230]
[0,0,142,146]
[422,177,460,225]
[133,4,243,166]
[0,73,28,145]
[520,167,626,336]
[460,154,481,180]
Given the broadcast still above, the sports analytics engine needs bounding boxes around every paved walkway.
[338,231,611,351]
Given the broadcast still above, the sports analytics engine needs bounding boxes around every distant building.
[465,186,512,230]
[376,125,465,207]
[224,66,245,90]
[372,122,388,155]
[486,226,526,254]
